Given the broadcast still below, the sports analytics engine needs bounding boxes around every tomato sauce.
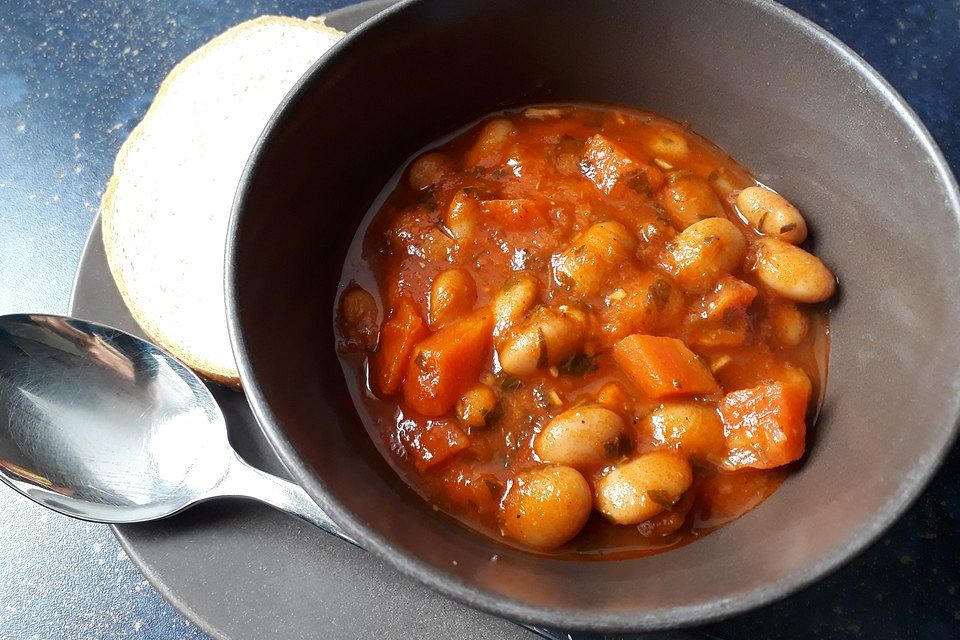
[335,104,832,558]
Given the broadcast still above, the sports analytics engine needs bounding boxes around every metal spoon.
[0,313,352,542]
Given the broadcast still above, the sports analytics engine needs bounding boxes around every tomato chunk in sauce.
[336,104,834,557]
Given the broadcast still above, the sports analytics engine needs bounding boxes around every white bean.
[429,268,477,327]
[737,186,808,244]
[336,286,378,351]
[534,405,625,468]
[456,384,499,429]
[647,402,725,462]
[408,152,453,191]
[554,221,636,296]
[766,301,810,346]
[491,273,540,336]
[498,306,586,376]
[646,127,689,159]
[594,452,693,525]
[444,191,481,240]
[666,217,747,290]
[500,465,592,550]
[752,238,836,303]
[660,175,724,229]
[467,119,516,167]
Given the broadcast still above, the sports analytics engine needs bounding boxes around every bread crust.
[101,16,344,388]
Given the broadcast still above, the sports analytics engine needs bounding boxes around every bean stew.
[335,104,834,558]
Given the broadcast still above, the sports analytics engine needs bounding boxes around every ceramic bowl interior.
[227,0,960,630]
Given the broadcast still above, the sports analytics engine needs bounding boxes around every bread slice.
[101,16,344,387]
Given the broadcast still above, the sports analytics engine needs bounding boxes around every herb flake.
[757,210,770,231]
[483,477,504,499]
[558,353,597,378]
[603,437,622,459]
[647,489,679,510]
[501,376,524,392]
[623,170,653,196]
[653,205,672,226]
[603,433,632,460]
[414,352,428,370]
[647,278,672,311]
[416,188,438,210]
[536,328,550,370]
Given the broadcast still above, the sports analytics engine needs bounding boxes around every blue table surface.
[1,1,959,638]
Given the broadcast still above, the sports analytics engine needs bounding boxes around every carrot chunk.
[398,418,470,471]
[612,334,721,399]
[481,198,549,230]
[580,134,666,195]
[403,309,493,416]
[719,369,810,470]
[372,297,429,396]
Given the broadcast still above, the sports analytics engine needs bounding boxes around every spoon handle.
[210,454,357,546]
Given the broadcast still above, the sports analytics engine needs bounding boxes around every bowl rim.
[226,0,960,631]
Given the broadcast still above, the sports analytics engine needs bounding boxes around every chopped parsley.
[558,353,597,377]
[647,489,679,510]
[501,376,524,392]
[647,278,672,311]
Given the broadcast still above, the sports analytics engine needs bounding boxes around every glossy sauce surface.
[336,104,831,558]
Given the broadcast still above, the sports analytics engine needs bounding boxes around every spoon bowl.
[0,313,349,539]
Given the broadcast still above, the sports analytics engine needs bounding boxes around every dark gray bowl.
[226,0,960,631]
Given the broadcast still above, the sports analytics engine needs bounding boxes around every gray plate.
[67,3,700,638]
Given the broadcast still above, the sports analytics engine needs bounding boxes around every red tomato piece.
[580,134,665,195]
[398,418,470,471]
[686,276,758,348]
[701,276,758,322]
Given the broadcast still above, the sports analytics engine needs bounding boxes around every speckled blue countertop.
[1,1,958,639]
